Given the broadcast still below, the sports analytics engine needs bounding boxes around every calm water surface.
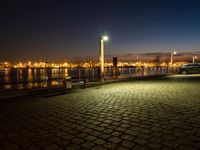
[0,67,173,90]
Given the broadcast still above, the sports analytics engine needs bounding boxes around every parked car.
[180,63,200,74]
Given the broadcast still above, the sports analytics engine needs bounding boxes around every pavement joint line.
[0,74,199,149]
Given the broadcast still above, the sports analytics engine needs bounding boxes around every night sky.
[1,0,200,62]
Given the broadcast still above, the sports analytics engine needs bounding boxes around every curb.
[0,74,170,100]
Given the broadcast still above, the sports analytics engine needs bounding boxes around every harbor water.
[0,67,177,90]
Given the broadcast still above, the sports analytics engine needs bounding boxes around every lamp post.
[170,51,177,67]
[100,35,109,82]
[192,56,197,63]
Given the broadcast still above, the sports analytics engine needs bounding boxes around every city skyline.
[1,0,200,62]
[1,51,199,65]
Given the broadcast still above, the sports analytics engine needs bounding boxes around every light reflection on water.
[2,68,10,83]
[0,67,173,90]
[28,69,33,81]
[4,84,12,89]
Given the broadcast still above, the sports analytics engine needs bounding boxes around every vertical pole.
[113,57,117,79]
[16,68,18,83]
[170,52,173,67]
[100,36,104,82]
[79,68,81,81]
[193,57,194,63]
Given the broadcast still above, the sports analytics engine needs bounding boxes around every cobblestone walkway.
[0,75,200,150]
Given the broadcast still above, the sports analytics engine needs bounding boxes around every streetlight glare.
[103,36,109,41]
[193,56,198,63]
[100,35,109,82]
[170,50,177,67]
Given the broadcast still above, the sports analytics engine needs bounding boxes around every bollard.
[79,80,87,88]
[84,80,86,88]
[65,76,72,89]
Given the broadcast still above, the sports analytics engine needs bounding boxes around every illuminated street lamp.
[170,51,177,67]
[100,35,109,82]
[192,56,197,63]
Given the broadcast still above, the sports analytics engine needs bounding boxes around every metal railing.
[0,67,180,91]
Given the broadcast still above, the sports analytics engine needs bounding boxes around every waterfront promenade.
[0,75,200,150]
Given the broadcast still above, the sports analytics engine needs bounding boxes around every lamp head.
[102,35,109,41]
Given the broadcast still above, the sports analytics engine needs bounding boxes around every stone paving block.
[132,145,150,150]
[147,142,162,149]
[103,141,117,149]
[76,132,88,138]
[83,128,93,134]
[151,127,162,132]
[65,144,81,150]
[121,134,135,141]
[0,75,200,149]
[150,137,164,143]
[90,131,102,136]
[68,129,79,135]
[27,145,41,150]
[43,143,62,150]
[112,131,123,137]
[95,126,105,132]
[71,138,85,144]
[62,134,75,140]
[163,134,177,141]
[112,122,121,126]
[120,124,130,128]
[163,140,180,149]
[161,147,173,150]
[84,135,97,141]
[121,140,135,148]
[87,124,97,129]
[98,133,111,140]
[103,128,113,134]
[81,141,95,149]
[179,145,199,150]
[115,127,127,132]
[140,128,152,134]
[138,133,151,139]
[134,137,149,146]
[139,124,151,130]
[99,123,110,127]
[107,125,117,130]
[103,120,112,124]
[150,132,162,137]
[108,136,122,144]
[93,138,106,145]
[56,140,70,147]
[117,146,130,150]
[125,130,140,136]
[1,142,21,150]
[48,135,61,143]
[91,145,107,150]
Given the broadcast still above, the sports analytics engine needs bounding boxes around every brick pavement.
[0,75,200,150]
